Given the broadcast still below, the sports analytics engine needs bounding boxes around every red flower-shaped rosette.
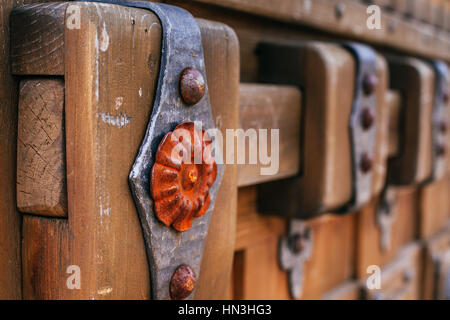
[150,122,217,231]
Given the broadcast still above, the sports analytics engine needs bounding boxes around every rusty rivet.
[403,269,413,283]
[440,122,448,133]
[361,107,375,130]
[288,227,311,254]
[363,74,378,95]
[289,234,304,254]
[360,153,373,173]
[170,264,196,300]
[179,67,205,106]
[335,3,345,19]
[436,144,446,157]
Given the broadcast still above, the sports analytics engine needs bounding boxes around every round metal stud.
[361,107,375,130]
[179,67,205,105]
[363,73,378,95]
[436,144,446,157]
[360,153,373,173]
[170,264,196,300]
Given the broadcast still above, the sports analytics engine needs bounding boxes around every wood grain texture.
[235,186,286,252]
[419,178,450,239]
[163,1,345,83]
[17,78,67,217]
[422,222,450,299]
[234,186,356,299]
[11,2,68,75]
[22,3,161,299]
[189,0,450,62]
[430,0,446,27]
[355,186,419,279]
[301,213,357,299]
[388,57,434,185]
[238,84,301,187]
[412,0,432,22]
[232,236,290,300]
[195,18,239,300]
[361,242,423,300]
[0,0,24,300]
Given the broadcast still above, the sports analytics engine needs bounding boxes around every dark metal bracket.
[375,186,397,252]
[337,43,377,213]
[428,60,449,182]
[84,0,223,300]
[278,220,313,299]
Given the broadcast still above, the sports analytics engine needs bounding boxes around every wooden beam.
[194,18,240,300]
[238,84,301,187]
[17,78,67,217]
[190,0,450,62]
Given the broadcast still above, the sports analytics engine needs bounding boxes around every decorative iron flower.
[150,122,217,231]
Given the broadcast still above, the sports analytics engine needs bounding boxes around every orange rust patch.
[150,122,217,232]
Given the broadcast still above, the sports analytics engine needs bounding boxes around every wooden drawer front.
[356,186,418,279]
[362,243,422,300]
[423,224,450,299]
[233,186,356,299]
[419,178,450,239]
[12,3,239,300]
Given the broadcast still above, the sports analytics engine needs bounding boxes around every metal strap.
[337,43,377,212]
[429,60,449,181]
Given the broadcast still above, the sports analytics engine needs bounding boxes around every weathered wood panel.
[238,84,301,187]
[233,186,356,299]
[195,18,239,300]
[15,3,239,300]
[17,78,67,217]
[11,2,68,75]
[419,178,450,239]
[187,0,450,62]
[356,187,419,279]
